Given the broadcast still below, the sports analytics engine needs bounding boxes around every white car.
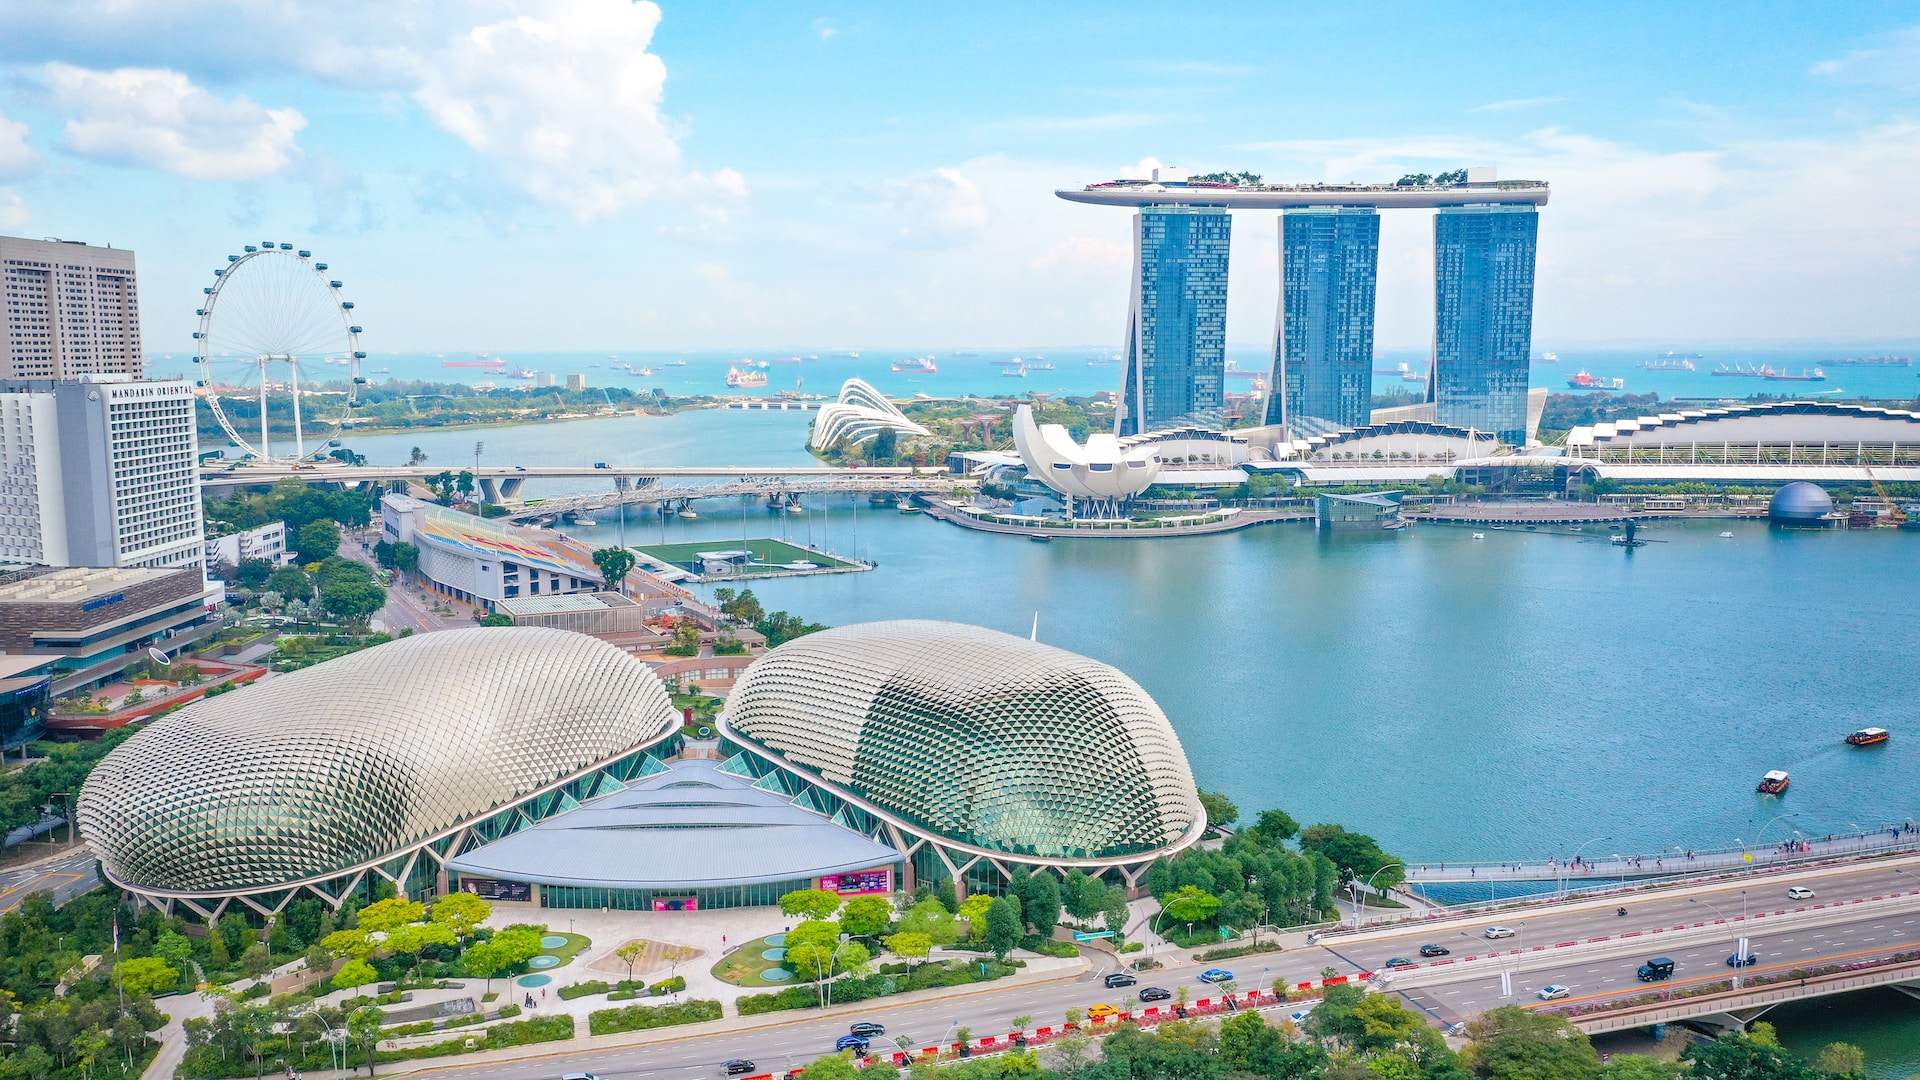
[1786,886,1815,900]
[1484,925,1516,939]
[1537,985,1570,1001]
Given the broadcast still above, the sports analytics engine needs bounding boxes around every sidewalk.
[1402,827,1920,885]
[296,948,1089,1080]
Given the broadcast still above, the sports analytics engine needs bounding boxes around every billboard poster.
[652,897,699,912]
[819,869,892,896]
[459,878,531,902]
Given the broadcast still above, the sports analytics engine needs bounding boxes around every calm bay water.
[159,343,1920,409]
[343,410,1919,863]
[342,408,1920,1063]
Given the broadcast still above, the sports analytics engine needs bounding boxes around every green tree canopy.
[430,891,491,937]
[1681,1031,1819,1080]
[294,518,342,563]
[1300,823,1406,889]
[839,896,893,938]
[592,546,637,592]
[268,564,312,599]
[883,932,932,969]
[1161,884,1222,925]
[356,897,425,933]
[798,1052,862,1080]
[779,888,844,921]
[116,956,180,997]
[1462,1006,1600,1080]
[984,896,1022,959]
[333,958,378,991]
[1253,808,1301,842]
[1197,789,1240,828]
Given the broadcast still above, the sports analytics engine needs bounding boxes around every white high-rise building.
[0,377,204,569]
[1,236,143,381]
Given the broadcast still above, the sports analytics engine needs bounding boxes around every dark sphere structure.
[1769,481,1834,524]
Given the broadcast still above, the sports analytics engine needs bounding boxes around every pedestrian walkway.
[1402,825,1920,886]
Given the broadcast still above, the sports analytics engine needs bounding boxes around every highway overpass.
[198,460,969,518]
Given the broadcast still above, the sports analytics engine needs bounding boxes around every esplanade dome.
[80,627,676,895]
[722,620,1203,861]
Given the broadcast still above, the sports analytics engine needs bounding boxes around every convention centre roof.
[79,627,677,895]
[724,620,1203,861]
[445,758,901,889]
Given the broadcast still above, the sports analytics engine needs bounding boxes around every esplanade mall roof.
[79,627,677,894]
[724,620,1205,861]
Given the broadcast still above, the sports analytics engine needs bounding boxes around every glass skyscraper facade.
[1266,207,1379,435]
[1120,207,1230,436]
[1433,205,1538,446]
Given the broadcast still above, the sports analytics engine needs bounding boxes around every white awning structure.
[809,378,931,449]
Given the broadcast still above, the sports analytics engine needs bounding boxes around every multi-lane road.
[412,859,1920,1080]
[0,846,99,914]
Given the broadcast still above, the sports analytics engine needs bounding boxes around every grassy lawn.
[711,935,800,988]
[535,932,591,970]
[636,538,859,573]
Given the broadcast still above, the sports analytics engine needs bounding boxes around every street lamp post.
[1562,836,1613,899]
[822,935,859,1008]
[1148,907,1176,967]
[1351,864,1405,928]
[1690,891,1750,987]
[1752,812,1800,869]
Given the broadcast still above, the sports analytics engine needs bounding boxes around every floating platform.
[633,537,869,582]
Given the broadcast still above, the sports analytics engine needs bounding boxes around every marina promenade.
[1404,826,1920,887]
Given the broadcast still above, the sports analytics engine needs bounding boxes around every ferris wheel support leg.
[290,356,306,461]
[258,357,272,462]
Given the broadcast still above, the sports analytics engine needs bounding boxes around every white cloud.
[0,188,27,227]
[812,17,838,40]
[1239,122,1920,343]
[1812,26,1920,93]
[1471,97,1565,113]
[42,63,305,180]
[8,1,736,220]
[0,109,42,180]
[411,0,720,222]
[879,167,988,248]
[1031,236,1129,275]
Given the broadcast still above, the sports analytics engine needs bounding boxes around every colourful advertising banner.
[819,869,892,896]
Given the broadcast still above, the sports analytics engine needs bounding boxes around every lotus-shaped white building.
[809,378,930,450]
[1011,404,1161,514]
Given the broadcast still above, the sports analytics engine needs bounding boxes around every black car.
[1637,957,1676,982]
[849,1022,886,1038]
[724,1062,756,1076]
[1384,957,1414,968]
[1418,944,1450,957]
[1726,952,1759,968]
[1138,986,1172,1002]
[1104,972,1138,988]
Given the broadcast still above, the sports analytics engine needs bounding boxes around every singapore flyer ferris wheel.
[193,242,365,463]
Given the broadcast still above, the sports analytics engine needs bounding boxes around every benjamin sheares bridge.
[1057,168,1550,447]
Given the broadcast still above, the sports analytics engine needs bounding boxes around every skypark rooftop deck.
[1057,178,1551,209]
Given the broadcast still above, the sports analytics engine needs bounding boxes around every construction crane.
[1866,468,1908,524]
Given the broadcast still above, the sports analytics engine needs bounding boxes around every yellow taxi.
[1087,1003,1119,1020]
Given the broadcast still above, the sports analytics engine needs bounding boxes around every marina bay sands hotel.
[1057,168,1549,446]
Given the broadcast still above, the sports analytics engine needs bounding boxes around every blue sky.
[2,1,1917,353]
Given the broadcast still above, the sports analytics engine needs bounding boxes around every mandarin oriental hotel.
[79,623,1204,923]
